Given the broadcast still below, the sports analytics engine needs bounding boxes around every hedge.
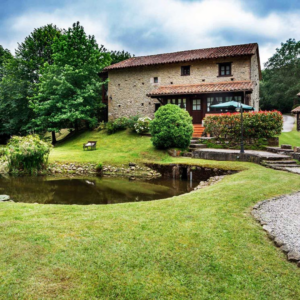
[203,111,283,143]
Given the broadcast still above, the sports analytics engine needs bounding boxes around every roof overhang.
[147,81,254,98]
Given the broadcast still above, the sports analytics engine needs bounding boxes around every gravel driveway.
[252,192,300,266]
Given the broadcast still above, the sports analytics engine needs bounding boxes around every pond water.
[0,176,199,205]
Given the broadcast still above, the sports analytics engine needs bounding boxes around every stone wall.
[107,56,259,120]
[250,50,260,111]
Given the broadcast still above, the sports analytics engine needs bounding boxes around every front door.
[189,98,203,124]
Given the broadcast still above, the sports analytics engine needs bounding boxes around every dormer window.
[219,63,232,76]
[181,66,190,76]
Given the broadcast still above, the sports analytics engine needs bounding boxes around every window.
[182,99,186,110]
[178,99,182,108]
[225,96,233,102]
[155,103,161,112]
[207,97,214,112]
[219,63,232,76]
[154,77,158,83]
[181,66,190,76]
[193,99,201,110]
[234,96,242,102]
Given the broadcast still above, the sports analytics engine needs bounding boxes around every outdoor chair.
[83,141,97,151]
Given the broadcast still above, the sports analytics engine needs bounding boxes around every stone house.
[102,43,261,136]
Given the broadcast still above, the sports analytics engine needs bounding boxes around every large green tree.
[30,22,111,144]
[260,39,300,113]
[0,24,62,136]
[110,50,132,65]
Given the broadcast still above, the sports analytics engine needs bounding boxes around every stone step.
[263,160,298,165]
[267,164,300,168]
[266,147,294,154]
[189,144,207,149]
[190,140,200,144]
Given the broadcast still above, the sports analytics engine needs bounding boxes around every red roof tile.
[105,43,258,70]
[147,81,253,97]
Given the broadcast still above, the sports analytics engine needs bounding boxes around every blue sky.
[1,0,300,65]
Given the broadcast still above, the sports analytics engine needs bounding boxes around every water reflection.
[0,176,198,205]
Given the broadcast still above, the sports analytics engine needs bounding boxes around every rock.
[287,251,300,261]
[0,195,10,202]
[130,167,135,171]
[129,162,136,167]
[280,245,289,253]
[274,238,284,247]
[262,225,272,233]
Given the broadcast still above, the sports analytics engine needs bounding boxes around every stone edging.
[252,192,300,268]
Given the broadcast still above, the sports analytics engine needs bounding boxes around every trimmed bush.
[134,117,151,134]
[150,104,193,149]
[204,110,283,145]
[7,135,52,174]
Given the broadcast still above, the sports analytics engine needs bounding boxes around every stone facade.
[107,53,260,120]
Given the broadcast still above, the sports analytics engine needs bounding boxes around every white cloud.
[2,0,300,65]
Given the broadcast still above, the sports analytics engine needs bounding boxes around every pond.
[0,176,199,205]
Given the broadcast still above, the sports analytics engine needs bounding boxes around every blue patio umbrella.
[210,101,254,110]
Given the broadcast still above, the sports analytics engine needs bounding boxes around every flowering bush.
[7,135,52,174]
[204,111,283,144]
[134,117,151,134]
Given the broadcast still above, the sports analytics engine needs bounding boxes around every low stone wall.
[146,163,235,182]
[48,162,161,178]
[192,149,262,164]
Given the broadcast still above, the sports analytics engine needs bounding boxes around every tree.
[15,24,62,82]
[30,22,111,144]
[0,24,62,136]
[109,50,133,65]
[0,45,12,79]
[260,39,300,113]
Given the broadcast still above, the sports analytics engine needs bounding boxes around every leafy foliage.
[0,45,13,79]
[109,50,133,65]
[204,111,283,145]
[127,115,140,132]
[150,104,193,149]
[106,117,129,134]
[134,117,151,134]
[260,39,300,113]
[30,22,111,136]
[6,135,52,174]
[0,24,62,136]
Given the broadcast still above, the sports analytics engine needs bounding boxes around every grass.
[1,130,300,298]
[50,130,170,165]
[280,124,300,147]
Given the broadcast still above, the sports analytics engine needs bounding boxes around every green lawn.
[1,130,300,299]
[50,130,170,165]
[280,125,300,147]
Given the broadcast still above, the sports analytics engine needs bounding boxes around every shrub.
[150,104,193,149]
[107,117,129,134]
[96,163,103,172]
[96,121,106,131]
[6,135,52,174]
[134,117,151,134]
[127,115,140,132]
[204,111,283,145]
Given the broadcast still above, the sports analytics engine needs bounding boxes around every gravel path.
[252,192,300,266]
[282,115,295,132]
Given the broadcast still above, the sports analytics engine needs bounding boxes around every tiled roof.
[292,106,300,113]
[147,81,254,97]
[104,43,258,70]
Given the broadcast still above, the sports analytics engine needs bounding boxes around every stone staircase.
[262,144,300,173]
[193,125,205,138]
[189,138,207,152]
